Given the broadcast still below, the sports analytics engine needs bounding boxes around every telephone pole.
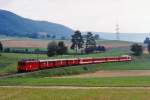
[115,24,120,40]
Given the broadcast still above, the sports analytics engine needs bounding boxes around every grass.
[1,76,150,87]
[0,40,149,77]
[1,87,150,100]
[0,53,48,75]
[0,50,150,77]
[0,48,127,75]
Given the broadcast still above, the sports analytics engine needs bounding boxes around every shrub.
[131,43,143,56]
[147,42,150,54]
[47,41,58,57]
[57,41,68,55]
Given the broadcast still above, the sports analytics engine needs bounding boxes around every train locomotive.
[17,55,132,72]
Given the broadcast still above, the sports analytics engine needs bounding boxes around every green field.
[0,48,150,77]
[1,87,150,100]
[0,47,128,75]
[0,40,150,100]
[1,76,150,87]
[0,40,150,77]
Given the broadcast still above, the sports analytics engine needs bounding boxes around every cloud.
[0,0,13,7]
[1,0,150,33]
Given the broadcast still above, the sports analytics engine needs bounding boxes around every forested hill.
[0,9,74,39]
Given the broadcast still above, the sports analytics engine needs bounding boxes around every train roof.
[39,58,80,62]
[19,58,80,62]
[19,59,38,62]
[19,55,131,63]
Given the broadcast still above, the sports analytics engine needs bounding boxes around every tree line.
[130,37,150,56]
[1,33,150,57]
[47,30,103,57]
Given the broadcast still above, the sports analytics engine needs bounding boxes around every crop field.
[1,39,71,48]
[1,39,133,48]
[1,87,150,100]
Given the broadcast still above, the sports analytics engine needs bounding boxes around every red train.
[17,55,132,72]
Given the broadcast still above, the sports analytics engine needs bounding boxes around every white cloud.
[0,0,150,33]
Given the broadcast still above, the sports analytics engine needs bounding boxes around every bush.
[47,41,68,57]
[148,42,150,54]
[0,42,3,56]
[0,42,3,52]
[47,41,58,57]
[144,37,150,44]
[96,46,106,52]
[4,48,10,53]
[84,46,95,54]
[57,41,68,55]
[131,43,143,56]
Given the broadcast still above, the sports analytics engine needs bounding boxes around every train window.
[18,62,26,66]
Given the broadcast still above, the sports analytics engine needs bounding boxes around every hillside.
[93,32,148,42]
[0,9,74,39]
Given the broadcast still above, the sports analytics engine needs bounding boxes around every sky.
[0,0,150,33]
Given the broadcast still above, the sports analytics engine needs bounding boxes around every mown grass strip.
[1,76,150,87]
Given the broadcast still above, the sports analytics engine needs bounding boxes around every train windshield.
[18,62,26,66]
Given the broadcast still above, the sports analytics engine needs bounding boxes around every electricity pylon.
[116,24,120,40]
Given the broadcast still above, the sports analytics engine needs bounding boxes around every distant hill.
[0,9,74,39]
[93,32,149,42]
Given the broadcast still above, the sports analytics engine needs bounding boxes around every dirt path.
[1,86,150,90]
[55,70,150,78]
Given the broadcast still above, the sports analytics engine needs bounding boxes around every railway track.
[0,72,32,78]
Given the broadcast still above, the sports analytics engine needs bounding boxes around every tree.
[147,42,150,54]
[57,41,68,55]
[4,48,10,53]
[131,43,143,56]
[46,34,51,38]
[47,41,58,57]
[144,37,150,44]
[71,30,84,53]
[52,35,56,39]
[96,46,106,52]
[0,42,3,56]
[61,36,66,40]
[84,46,95,54]
[94,34,100,40]
[85,32,96,49]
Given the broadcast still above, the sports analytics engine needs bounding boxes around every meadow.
[0,42,129,75]
[1,76,150,86]
[0,46,150,77]
[1,87,150,100]
[0,40,150,100]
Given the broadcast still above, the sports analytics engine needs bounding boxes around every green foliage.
[71,30,84,53]
[47,41,68,57]
[85,32,96,48]
[57,41,68,55]
[144,37,150,44]
[52,35,56,39]
[47,41,58,57]
[131,43,143,56]
[0,41,3,52]
[94,34,100,40]
[148,42,150,54]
